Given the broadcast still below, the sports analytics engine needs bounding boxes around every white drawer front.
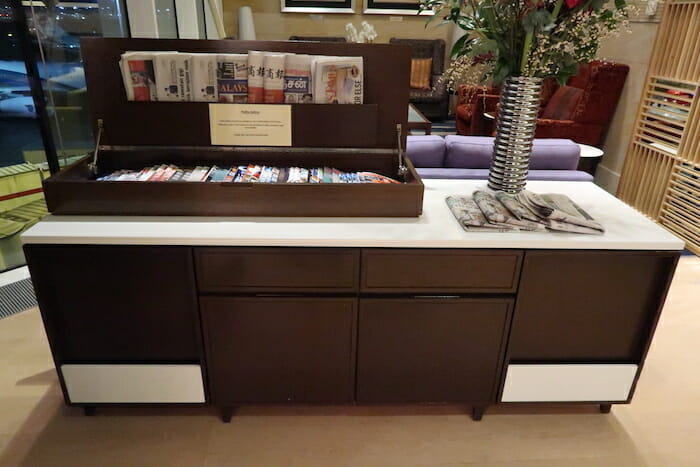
[501,364,638,402]
[61,364,206,403]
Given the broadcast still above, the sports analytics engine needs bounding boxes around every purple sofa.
[406,135,594,182]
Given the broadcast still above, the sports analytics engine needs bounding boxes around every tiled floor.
[0,256,698,467]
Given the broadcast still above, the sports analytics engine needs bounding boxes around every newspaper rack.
[43,38,424,217]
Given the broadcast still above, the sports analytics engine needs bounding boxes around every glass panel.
[0,0,127,272]
[0,1,47,271]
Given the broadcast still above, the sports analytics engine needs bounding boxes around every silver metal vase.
[488,76,543,193]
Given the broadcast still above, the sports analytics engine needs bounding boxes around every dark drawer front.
[200,296,356,404]
[509,250,679,361]
[361,249,523,293]
[195,247,359,293]
[24,245,200,362]
[357,298,512,403]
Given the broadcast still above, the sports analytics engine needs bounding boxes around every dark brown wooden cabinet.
[356,298,512,403]
[23,244,679,419]
[200,296,357,404]
[24,245,201,362]
[508,251,678,361]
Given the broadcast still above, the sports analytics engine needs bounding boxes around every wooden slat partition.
[618,0,700,254]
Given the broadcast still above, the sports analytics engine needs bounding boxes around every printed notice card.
[209,103,292,146]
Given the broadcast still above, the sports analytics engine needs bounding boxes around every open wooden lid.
[81,38,411,149]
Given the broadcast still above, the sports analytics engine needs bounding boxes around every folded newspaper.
[446,190,604,234]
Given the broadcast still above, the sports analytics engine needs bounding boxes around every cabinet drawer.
[195,247,359,292]
[501,364,638,402]
[61,364,206,403]
[357,298,511,403]
[201,296,356,403]
[361,249,523,293]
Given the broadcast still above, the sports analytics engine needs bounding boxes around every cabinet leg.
[83,406,96,416]
[221,406,236,423]
[471,406,485,421]
[599,404,612,414]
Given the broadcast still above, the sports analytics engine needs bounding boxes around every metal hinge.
[396,123,408,182]
[88,118,104,176]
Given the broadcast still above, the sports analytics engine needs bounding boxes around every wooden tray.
[42,38,424,217]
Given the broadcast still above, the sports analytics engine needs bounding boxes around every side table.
[577,144,604,176]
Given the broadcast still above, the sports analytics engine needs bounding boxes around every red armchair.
[456,61,630,147]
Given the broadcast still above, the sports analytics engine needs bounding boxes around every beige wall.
[595,23,659,193]
[222,1,453,43]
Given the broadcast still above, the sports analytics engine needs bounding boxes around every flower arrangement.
[345,21,379,43]
[421,0,632,88]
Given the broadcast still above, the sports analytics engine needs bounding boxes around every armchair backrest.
[388,38,446,78]
[568,60,630,125]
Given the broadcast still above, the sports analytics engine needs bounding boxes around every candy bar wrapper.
[263,53,286,104]
[247,51,265,103]
[313,56,363,104]
[154,52,193,102]
[284,54,313,103]
[191,53,218,102]
[121,52,157,101]
[217,54,248,103]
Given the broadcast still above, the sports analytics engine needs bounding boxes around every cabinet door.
[509,251,679,361]
[357,298,512,403]
[25,245,200,362]
[200,297,356,404]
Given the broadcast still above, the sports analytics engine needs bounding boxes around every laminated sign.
[209,103,292,146]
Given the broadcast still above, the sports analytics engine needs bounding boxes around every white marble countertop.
[21,180,684,251]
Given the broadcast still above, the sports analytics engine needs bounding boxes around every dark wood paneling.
[195,247,359,293]
[201,297,356,403]
[356,298,512,403]
[361,249,523,293]
[508,250,680,361]
[80,38,410,148]
[24,245,201,362]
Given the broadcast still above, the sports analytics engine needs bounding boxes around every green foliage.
[421,0,630,84]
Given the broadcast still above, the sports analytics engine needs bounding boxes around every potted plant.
[421,0,632,192]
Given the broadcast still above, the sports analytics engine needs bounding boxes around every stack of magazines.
[119,51,363,104]
[96,164,400,184]
[446,190,605,234]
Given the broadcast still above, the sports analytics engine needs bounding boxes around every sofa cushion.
[541,85,584,120]
[410,58,432,89]
[444,135,580,170]
[416,167,593,182]
[406,135,446,168]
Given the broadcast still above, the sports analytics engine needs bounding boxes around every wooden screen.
[618,0,700,254]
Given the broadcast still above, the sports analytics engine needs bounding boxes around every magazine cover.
[263,53,286,104]
[247,51,265,103]
[284,54,313,103]
[217,54,248,103]
[154,52,193,102]
[191,53,218,102]
[312,56,363,104]
[121,52,157,101]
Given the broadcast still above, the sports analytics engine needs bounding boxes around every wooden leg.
[471,406,485,421]
[83,406,96,416]
[599,404,612,414]
[221,406,236,423]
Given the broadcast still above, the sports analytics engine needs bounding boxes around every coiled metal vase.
[488,76,543,194]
